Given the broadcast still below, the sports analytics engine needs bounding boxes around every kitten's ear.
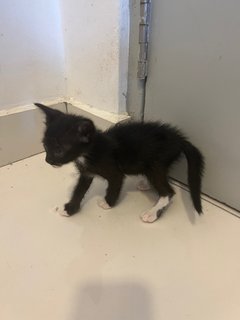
[35,103,63,124]
[77,119,96,143]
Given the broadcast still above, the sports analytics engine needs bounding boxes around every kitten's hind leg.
[141,166,174,223]
[141,196,170,223]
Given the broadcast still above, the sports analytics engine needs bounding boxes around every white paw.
[97,199,111,210]
[141,196,171,223]
[137,180,151,191]
[155,196,170,210]
[141,210,158,223]
[52,205,70,217]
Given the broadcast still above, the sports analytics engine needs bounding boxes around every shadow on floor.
[70,281,153,320]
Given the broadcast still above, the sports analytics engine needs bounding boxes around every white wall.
[0,0,129,115]
[0,0,65,110]
[60,0,129,114]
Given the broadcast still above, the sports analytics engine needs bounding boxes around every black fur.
[35,103,204,217]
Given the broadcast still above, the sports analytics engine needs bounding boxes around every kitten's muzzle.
[45,155,61,167]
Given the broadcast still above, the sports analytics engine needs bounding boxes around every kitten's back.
[105,121,185,167]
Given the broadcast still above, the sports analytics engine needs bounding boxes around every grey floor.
[0,153,240,320]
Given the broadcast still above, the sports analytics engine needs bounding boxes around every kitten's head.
[35,103,96,167]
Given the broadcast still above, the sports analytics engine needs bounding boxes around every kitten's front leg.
[98,174,124,210]
[63,174,93,216]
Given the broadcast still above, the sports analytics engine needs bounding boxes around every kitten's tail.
[182,141,204,214]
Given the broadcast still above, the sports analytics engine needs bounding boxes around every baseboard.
[67,98,130,123]
[171,179,240,218]
[0,100,130,167]
[66,99,130,130]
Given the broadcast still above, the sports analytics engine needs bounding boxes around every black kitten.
[35,103,204,223]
